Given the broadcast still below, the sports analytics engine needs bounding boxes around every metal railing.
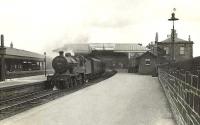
[158,68,200,125]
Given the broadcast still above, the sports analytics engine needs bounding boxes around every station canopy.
[5,47,45,61]
[90,43,115,50]
[114,43,149,52]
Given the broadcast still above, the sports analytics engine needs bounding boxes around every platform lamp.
[44,52,46,76]
[168,8,179,62]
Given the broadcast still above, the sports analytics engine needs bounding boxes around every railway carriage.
[90,58,105,79]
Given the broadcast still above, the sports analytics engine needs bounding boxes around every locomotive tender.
[47,51,105,89]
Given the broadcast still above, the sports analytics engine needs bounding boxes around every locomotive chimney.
[59,51,64,56]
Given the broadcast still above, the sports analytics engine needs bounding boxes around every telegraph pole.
[168,8,179,62]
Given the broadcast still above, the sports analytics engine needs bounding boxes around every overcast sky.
[0,0,200,57]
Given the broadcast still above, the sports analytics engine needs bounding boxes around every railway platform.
[0,75,46,88]
[1,73,176,125]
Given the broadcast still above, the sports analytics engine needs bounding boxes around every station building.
[5,46,45,71]
[0,35,47,81]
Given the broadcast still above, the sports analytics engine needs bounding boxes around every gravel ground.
[1,73,176,125]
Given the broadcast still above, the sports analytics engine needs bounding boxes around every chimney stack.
[155,32,158,43]
[1,34,4,48]
[10,42,13,48]
[188,35,191,42]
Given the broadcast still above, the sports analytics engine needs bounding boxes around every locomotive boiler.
[47,51,105,89]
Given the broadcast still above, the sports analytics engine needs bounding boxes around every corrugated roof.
[54,44,91,53]
[114,44,149,52]
[5,47,44,59]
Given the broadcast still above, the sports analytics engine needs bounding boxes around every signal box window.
[180,47,185,55]
[145,59,150,65]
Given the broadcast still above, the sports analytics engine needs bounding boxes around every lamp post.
[168,8,179,62]
[44,52,46,76]
[0,34,6,81]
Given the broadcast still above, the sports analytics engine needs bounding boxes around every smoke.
[51,33,90,54]
[65,48,75,56]
[72,34,89,43]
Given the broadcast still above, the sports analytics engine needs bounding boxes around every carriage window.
[145,59,150,65]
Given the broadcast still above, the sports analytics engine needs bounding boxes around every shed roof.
[136,51,156,59]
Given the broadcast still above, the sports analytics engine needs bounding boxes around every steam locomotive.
[47,51,105,89]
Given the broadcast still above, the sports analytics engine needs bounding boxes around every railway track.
[0,84,89,120]
[0,89,60,120]
[0,70,117,120]
[0,90,49,104]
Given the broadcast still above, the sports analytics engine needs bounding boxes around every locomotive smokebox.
[52,51,78,74]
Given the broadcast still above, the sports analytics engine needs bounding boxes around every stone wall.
[158,43,193,62]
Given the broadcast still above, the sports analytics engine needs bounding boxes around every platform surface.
[0,75,46,88]
[1,73,176,125]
